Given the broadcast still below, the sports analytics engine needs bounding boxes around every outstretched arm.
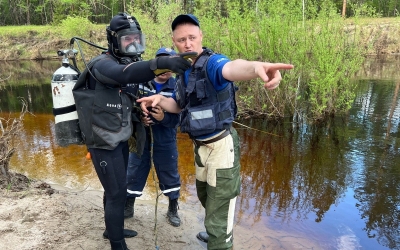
[93,55,192,85]
[94,57,156,84]
[222,59,294,89]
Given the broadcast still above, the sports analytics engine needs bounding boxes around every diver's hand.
[141,112,154,126]
[150,55,191,75]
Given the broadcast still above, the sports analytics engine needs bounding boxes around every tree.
[342,0,347,17]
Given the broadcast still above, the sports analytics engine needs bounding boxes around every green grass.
[345,16,400,25]
[0,25,53,36]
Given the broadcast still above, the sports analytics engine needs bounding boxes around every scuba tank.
[51,37,108,147]
[51,49,83,147]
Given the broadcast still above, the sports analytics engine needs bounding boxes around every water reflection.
[4,112,97,189]
[0,60,55,113]
[350,79,400,249]
[1,58,400,249]
[355,55,400,80]
[236,117,352,224]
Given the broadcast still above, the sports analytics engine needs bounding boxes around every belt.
[192,129,231,147]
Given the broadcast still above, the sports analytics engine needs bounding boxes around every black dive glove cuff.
[150,56,191,75]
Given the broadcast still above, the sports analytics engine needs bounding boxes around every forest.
[0,0,398,26]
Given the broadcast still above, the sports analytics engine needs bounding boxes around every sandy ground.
[0,172,207,250]
[0,172,323,250]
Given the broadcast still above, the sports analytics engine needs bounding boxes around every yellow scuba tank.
[51,49,83,147]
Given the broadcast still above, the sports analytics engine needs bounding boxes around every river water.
[1,56,400,249]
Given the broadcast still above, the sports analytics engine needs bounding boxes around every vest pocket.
[187,104,216,136]
[195,79,207,99]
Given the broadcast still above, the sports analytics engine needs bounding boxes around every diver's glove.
[150,52,197,75]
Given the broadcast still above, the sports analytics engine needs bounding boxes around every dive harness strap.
[119,85,129,127]
[53,104,76,116]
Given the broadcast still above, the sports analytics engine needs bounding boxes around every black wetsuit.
[80,52,156,242]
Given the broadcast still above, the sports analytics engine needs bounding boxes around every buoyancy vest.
[72,54,133,150]
[175,48,238,137]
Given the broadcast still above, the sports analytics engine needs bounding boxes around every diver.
[72,12,192,250]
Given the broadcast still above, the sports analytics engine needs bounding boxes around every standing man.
[137,14,294,250]
[124,47,182,227]
[73,13,191,250]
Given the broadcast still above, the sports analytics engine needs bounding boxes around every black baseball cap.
[171,14,200,31]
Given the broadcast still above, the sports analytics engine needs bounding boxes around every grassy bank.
[2,17,400,61]
[0,23,106,61]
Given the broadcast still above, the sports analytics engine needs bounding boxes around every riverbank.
[0,171,207,250]
[1,17,400,61]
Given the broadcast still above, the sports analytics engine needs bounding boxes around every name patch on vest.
[191,109,213,120]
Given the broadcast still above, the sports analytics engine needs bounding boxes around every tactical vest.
[175,48,238,137]
[72,54,133,150]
